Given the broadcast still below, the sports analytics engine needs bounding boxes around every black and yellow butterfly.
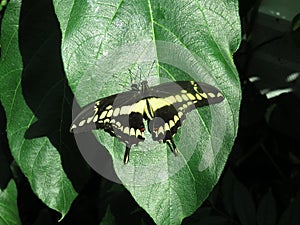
[70,81,224,163]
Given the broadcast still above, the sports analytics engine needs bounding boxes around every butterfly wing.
[70,94,117,134]
[70,90,147,163]
[71,81,224,162]
[145,81,224,149]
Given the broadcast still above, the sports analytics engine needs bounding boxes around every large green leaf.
[54,0,241,224]
[0,180,21,225]
[0,0,77,218]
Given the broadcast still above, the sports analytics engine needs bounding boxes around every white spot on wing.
[79,120,86,127]
[123,127,129,135]
[158,126,164,135]
[164,96,176,104]
[164,123,170,131]
[106,105,112,110]
[94,107,98,114]
[181,94,189,101]
[181,90,187,94]
[178,112,183,118]
[93,114,99,122]
[174,115,179,124]
[87,116,94,123]
[106,109,113,117]
[175,95,183,102]
[130,128,135,136]
[120,105,131,115]
[196,93,202,100]
[208,93,215,98]
[113,108,120,117]
[169,120,175,128]
[136,129,141,138]
[187,93,196,100]
[217,92,223,97]
[100,111,107,119]
[200,93,207,98]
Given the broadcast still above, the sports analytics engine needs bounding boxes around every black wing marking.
[145,81,224,153]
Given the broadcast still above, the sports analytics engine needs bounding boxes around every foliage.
[0,180,21,225]
[0,0,299,224]
[0,0,78,220]
[56,0,241,224]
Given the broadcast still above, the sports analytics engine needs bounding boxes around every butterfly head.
[131,84,139,91]
[141,81,150,93]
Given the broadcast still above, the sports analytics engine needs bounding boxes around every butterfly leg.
[166,137,178,156]
[124,146,131,164]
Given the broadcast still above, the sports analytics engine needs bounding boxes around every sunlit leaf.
[0,180,21,225]
[0,0,77,218]
[54,0,241,224]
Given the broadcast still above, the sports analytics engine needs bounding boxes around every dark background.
[0,0,300,224]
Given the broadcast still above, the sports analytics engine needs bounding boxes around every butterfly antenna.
[147,60,156,78]
[137,65,143,84]
[128,69,134,84]
[118,82,127,88]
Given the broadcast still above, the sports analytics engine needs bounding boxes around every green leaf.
[0,180,21,225]
[100,206,116,225]
[221,169,236,215]
[278,198,300,225]
[141,219,147,225]
[0,0,77,219]
[54,0,241,224]
[257,190,276,225]
[183,207,228,225]
[233,182,256,225]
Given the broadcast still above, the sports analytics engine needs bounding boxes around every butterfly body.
[70,81,224,163]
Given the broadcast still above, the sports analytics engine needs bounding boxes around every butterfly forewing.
[145,81,224,142]
[70,94,115,133]
[70,90,146,148]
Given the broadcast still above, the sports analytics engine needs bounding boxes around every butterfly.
[70,80,224,163]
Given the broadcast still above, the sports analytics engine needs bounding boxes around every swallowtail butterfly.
[70,81,224,163]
